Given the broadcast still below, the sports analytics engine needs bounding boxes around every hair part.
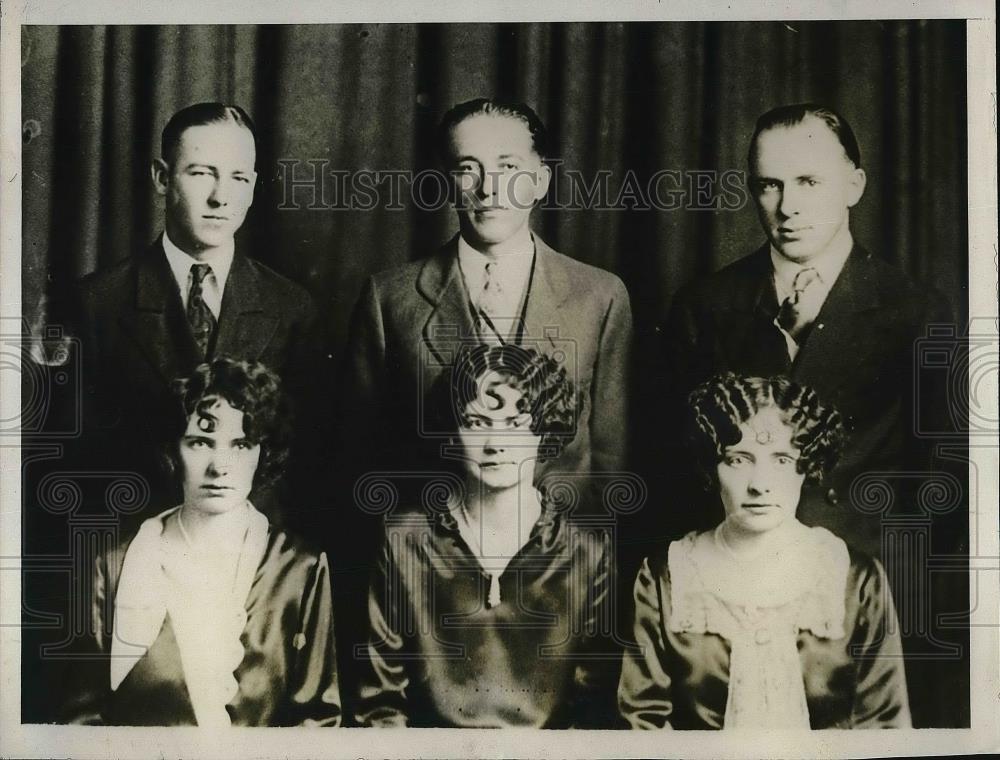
[436,98,550,160]
[161,102,257,168]
[687,372,846,487]
[163,357,290,488]
[434,343,577,463]
[748,102,862,170]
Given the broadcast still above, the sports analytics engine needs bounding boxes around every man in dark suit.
[335,99,633,716]
[72,103,318,523]
[662,103,961,726]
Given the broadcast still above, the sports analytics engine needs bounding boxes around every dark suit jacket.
[340,233,633,499]
[662,243,954,557]
[71,238,319,518]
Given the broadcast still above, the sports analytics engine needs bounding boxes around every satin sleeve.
[354,537,410,727]
[850,557,912,728]
[617,557,674,729]
[286,551,342,726]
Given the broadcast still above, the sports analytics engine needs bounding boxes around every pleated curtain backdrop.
[22,21,967,353]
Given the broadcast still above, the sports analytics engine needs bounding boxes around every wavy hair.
[687,372,846,486]
[163,357,291,488]
[435,343,577,462]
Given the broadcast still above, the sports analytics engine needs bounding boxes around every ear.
[845,166,867,208]
[532,162,552,203]
[151,158,170,196]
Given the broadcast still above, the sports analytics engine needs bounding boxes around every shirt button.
[755,628,771,645]
[826,488,838,505]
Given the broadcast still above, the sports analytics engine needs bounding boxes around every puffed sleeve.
[354,538,410,727]
[617,557,674,729]
[286,551,342,726]
[850,557,912,728]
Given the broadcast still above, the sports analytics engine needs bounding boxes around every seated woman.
[355,343,620,728]
[69,358,340,726]
[618,373,911,730]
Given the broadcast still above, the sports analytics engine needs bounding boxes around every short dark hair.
[163,357,290,488]
[748,102,862,170]
[687,373,845,486]
[161,102,257,168]
[436,98,549,160]
[433,344,576,461]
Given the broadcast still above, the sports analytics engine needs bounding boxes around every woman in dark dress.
[618,373,911,729]
[69,358,340,726]
[355,343,620,728]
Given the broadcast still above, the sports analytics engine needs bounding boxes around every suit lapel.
[419,236,476,366]
[719,245,792,375]
[792,245,881,386]
[520,235,571,351]
[213,254,280,361]
[118,240,199,385]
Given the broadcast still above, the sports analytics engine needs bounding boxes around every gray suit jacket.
[340,233,633,505]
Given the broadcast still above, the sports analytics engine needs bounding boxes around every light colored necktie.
[476,260,506,344]
[776,266,820,343]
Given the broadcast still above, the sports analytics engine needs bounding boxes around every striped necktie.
[187,263,217,358]
[776,266,820,343]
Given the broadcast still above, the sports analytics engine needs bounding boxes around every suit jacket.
[64,524,341,726]
[662,243,954,557]
[71,238,319,518]
[340,233,633,504]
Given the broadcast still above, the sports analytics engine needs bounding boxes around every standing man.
[336,99,633,716]
[342,98,632,490]
[662,103,959,725]
[72,102,319,522]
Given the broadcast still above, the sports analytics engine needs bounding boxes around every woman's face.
[716,406,805,535]
[457,371,542,491]
[179,397,261,515]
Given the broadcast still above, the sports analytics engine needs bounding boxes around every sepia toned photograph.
[1,2,997,758]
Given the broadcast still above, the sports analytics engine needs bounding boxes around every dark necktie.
[776,266,820,343]
[187,263,217,358]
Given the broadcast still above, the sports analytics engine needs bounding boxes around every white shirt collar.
[162,231,235,298]
[769,233,853,299]
[457,233,535,293]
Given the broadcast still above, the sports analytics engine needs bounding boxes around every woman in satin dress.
[68,358,340,726]
[618,372,911,729]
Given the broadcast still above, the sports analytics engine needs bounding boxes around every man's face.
[445,114,551,251]
[152,122,257,256]
[749,117,866,263]
[457,371,542,491]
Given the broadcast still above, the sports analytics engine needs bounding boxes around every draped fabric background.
[21,21,969,727]
[22,21,968,345]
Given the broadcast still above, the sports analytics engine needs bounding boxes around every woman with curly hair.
[355,343,620,728]
[618,373,910,729]
[68,358,340,726]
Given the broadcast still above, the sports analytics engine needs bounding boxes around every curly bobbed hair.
[687,373,846,486]
[163,357,291,488]
[436,343,577,462]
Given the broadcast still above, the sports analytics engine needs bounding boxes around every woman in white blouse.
[69,358,340,726]
[618,372,911,729]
